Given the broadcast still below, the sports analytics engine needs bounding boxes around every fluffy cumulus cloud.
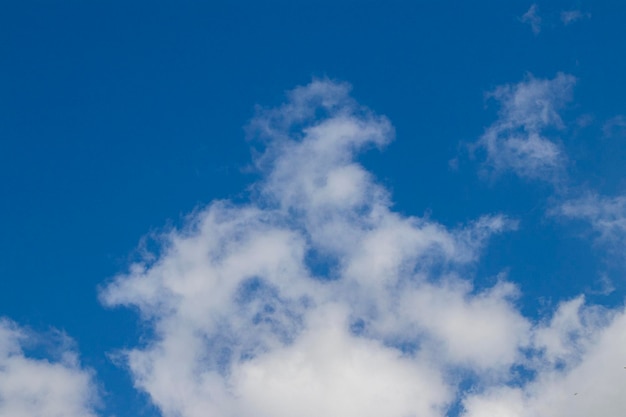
[0,319,99,417]
[475,73,576,182]
[101,80,626,417]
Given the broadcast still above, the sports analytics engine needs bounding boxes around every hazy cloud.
[521,4,541,35]
[602,115,626,138]
[561,10,590,25]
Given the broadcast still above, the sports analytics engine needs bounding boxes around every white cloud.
[475,73,576,182]
[0,319,100,417]
[532,296,609,365]
[396,279,530,372]
[230,304,451,417]
[101,79,626,417]
[521,5,541,35]
[101,80,524,417]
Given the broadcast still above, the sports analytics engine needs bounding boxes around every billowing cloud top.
[98,80,626,417]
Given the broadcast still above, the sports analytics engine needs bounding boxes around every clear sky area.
[2,1,626,417]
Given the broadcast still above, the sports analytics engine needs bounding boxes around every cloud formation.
[0,319,99,417]
[101,80,626,417]
[475,73,576,182]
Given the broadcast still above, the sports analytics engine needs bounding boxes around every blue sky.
[2,2,626,417]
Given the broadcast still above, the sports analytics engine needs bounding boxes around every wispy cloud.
[553,193,626,249]
[0,319,100,417]
[474,73,576,182]
[561,10,590,25]
[521,4,542,35]
[100,79,626,417]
